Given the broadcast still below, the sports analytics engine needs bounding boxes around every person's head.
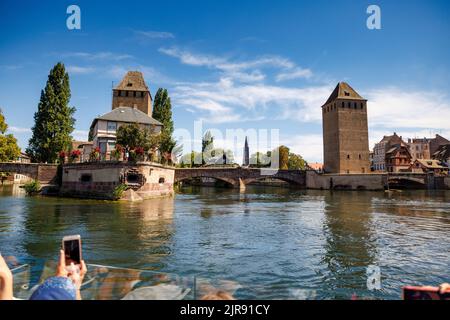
[200,290,235,300]
[29,276,77,300]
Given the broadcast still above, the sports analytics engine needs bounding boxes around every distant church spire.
[243,136,250,166]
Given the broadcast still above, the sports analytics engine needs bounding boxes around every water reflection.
[321,192,378,299]
[1,185,449,300]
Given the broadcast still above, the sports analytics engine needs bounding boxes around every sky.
[0,0,449,163]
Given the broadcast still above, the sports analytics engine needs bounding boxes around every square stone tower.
[112,71,153,116]
[322,82,370,174]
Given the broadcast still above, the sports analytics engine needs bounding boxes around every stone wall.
[61,161,174,200]
[306,171,385,190]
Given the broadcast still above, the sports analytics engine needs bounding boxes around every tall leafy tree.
[0,108,21,162]
[27,63,76,163]
[202,131,214,165]
[152,88,175,154]
[288,152,307,170]
[116,123,143,151]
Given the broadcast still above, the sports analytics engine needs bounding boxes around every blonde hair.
[200,291,235,300]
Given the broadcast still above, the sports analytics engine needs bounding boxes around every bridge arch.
[387,177,426,189]
[243,175,304,186]
[0,163,58,185]
[175,175,237,187]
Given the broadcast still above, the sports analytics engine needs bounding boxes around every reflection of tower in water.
[321,192,378,298]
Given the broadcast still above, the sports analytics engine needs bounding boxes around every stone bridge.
[386,172,430,189]
[175,168,306,188]
[0,162,59,185]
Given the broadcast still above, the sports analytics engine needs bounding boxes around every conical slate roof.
[114,71,149,92]
[323,82,366,105]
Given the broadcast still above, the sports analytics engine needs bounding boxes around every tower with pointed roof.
[321,82,370,174]
[243,136,249,166]
[112,71,153,116]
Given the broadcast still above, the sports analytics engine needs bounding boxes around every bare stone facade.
[322,82,370,174]
[60,162,174,200]
[112,71,153,116]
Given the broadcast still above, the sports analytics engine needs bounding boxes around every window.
[120,90,125,97]
[347,155,350,159]
[344,91,350,96]
[359,154,362,160]
[107,121,117,132]
[342,102,344,108]
[360,103,363,109]
[80,174,92,183]
[348,102,351,108]
[159,177,165,184]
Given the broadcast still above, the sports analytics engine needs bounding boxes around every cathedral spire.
[243,136,250,166]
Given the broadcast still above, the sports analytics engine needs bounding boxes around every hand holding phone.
[62,235,82,267]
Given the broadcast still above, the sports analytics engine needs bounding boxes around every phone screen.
[63,239,81,265]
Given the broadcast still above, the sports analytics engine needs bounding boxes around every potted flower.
[90,147,100,162]
[69,149,81,163]
[111,144,124,161]
[58,151,66,164]
[135,147,144,161]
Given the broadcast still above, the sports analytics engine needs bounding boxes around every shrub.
[23,180,41,196]
[112,184,128,200]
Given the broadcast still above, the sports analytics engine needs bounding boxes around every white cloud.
[276,67,313,82]
[73,130,89,141]
[134,30,175,39]
[367,87,450,129]
[67,66,96,74]
[159,47,312,83]
[60,52,134,61]
[8,126,31,133]
[366,87,450,149]
[171,77,331,124]
[281,134,323,163]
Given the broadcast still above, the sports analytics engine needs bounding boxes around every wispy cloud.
[0,65,23,71]
[281,134,324,163]
[171,77,331,124]
[59,51,134,61]
[159,47,312,83]
[276,67,313,82]
[367,87,450,129]
[67,65,96,74]
[8,126,31,133]
[134,30,175,39]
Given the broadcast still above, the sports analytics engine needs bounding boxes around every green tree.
[211,148,234,165]
[116,123,144,151]
[27,63,76,163]
[0,108,21,162]
[202,131,214,165]
[179,151,202,168]
[288,152,307,170]
[249,152,271,168]
[275,145,290,170]
[152,89,175,152]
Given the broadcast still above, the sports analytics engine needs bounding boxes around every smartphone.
[62,235,82,266]
[402,286,450,300]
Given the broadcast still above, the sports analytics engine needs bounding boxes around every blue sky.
[1,0,449,162]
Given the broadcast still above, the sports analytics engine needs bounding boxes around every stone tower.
[243,136,250,166]
[322,82,370,174]
[112,71,153,116]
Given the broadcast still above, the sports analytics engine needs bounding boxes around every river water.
[0,184,448,300]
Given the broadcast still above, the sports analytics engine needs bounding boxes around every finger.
[80,260,87,275]
[59,249,66,269]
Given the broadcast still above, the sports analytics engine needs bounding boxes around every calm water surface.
[0,184,449,299]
